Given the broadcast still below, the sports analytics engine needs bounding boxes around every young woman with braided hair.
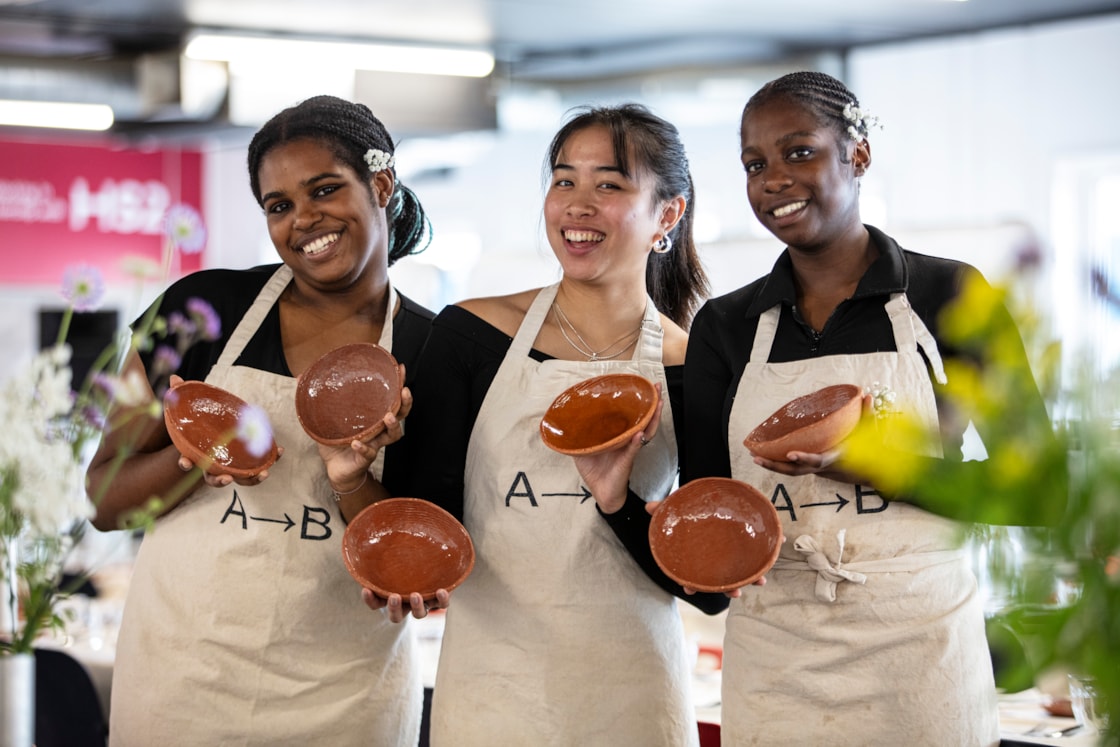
[89,95,436,746]
[678,71,1062,744]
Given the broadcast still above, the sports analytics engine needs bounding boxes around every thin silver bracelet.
[331,471,369,503]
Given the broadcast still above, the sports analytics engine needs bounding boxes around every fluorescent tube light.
[0,99,115,130]
[185,33,495,78]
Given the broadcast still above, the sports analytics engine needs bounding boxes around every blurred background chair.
[35,647,108,747]
[698,720,721,747]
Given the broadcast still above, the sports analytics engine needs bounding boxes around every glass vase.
[0,651,34,747]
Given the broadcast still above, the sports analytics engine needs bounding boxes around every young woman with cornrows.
[87,95,436,746]
[401,104,726,745]
[679,72,1064,745]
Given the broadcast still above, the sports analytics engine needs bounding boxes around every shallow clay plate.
[163,380,279,478]
[539,373,658,456]
[649,477,782,593]
[296,343,402,446]
[743,383,863,462]
[342,498,475,600]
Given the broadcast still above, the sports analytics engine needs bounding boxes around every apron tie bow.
[792,531,867,603]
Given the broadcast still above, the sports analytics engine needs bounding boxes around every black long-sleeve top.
[682,225,1066,526]
[134,263,435,498]
[404,303,729,614]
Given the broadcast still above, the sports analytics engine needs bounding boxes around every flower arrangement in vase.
[841,259,1119,745]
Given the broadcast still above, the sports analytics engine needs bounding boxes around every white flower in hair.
[842,102,881,141]
[364,148,395,172]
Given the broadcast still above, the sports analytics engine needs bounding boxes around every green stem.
[54,306,74,348]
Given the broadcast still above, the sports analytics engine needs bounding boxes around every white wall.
[848,14,1120,377]
[849,14,1120,274]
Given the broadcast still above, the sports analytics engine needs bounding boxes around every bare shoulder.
[661,316,689,366]
[456,288,542,338]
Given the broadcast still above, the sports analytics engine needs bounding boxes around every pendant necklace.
[552,301,643,362]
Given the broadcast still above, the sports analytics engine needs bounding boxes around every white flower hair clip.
[842,102,882,142]
[364,148,395,172]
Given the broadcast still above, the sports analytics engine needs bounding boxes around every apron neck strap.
[885,293,947,385]
[749,305,781,363]
[217,265,292,367]
[509,283,558,358]
[378,284,398,350]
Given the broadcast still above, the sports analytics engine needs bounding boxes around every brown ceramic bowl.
[1043,697,1074,718]
[163,380,279,478]
[295,343,402,446]
[539,373,658,456]
[649,477,782,593]
[743,383,863,462]
[342,498,475,600]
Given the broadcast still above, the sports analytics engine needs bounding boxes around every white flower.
[236,403,274,459]
[119,255,163,282]
[363,148,395,173]
[99,369,152,409]
[841,102,882,142]
[1,346,93,537]
[866,381,899,420]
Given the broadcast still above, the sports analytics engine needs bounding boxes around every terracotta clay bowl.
[649,477,782,593]
[1043,697,1074,718]
[743,383,863,462]
[539,373,658,456]
[295,343,402,446]
[342,498,476,600]
[163,380,279,478]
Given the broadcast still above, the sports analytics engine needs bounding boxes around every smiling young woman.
[400,104,723,746]
[681,71,1064,746]
[88,95,437,747]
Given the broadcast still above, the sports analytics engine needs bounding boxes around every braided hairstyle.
[741,71,871,162]
[544,103,710,328]
[247,95,431,265]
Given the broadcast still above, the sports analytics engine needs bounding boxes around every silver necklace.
[552,302,642,362]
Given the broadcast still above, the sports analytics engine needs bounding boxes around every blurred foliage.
[842,270,1119,744]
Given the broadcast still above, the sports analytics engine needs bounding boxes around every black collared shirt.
[681,225,1028,486]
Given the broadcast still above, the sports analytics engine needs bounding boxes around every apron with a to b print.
[722,293,998,747]
[111,265,421,747]
[430,283,698,747]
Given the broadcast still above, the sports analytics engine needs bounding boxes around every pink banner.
[0,136,204,285]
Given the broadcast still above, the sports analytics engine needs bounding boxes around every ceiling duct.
[0,55,142,119]
[0,50,230,137]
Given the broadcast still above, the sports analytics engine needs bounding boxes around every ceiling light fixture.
[0,99,114,130]
[185,33,495,78]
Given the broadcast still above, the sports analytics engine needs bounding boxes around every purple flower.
[163,204,207,254]
[166,311,196,339]
[91,372,115,397]
[163,386,181,409]
[82,403,108,431]
[60,264,106,312]
[236,403,274,458]
[152,344,182,375]
[185,298,221,341]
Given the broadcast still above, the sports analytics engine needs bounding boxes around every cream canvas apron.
[111,265,421,747]
[430,283,698,747]
[721,293,998,747]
